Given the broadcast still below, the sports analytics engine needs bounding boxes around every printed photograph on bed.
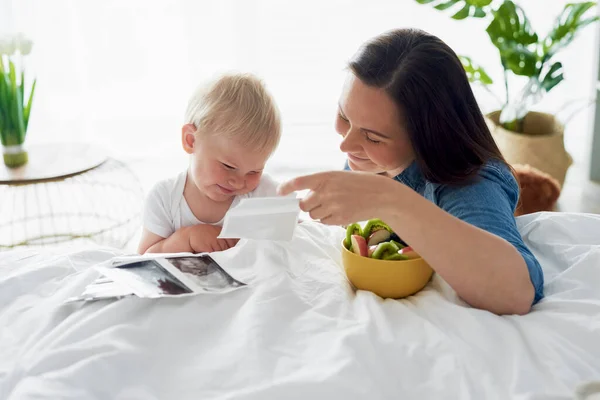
[88,254,247,300]
[65,278,135,304]
[165,256,246,292]
[67,254,247,303]
[97,259,195,298]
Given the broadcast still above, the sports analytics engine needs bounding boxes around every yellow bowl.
[341,241,434,299]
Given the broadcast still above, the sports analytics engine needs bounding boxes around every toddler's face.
[185,128,271,202]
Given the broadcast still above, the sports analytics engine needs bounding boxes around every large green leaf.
[543,2,599,60]
[501,47,538,76]
[414,0,493,19]
[434,0,459,10]
[486,1,538,46]
[540,62,564,93]
[486,1,539,77]
[459,55,494,84]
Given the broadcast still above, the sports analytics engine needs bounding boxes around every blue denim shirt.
[345,160,544,304]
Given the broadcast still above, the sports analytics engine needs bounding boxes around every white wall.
[3,0,598,184]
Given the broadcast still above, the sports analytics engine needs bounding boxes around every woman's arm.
[380,182,534,315]
[278,171,535,315]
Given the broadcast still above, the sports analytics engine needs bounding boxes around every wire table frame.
[0,153,144,250]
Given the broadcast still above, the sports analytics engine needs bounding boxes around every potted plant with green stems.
[0,33,36,168]
[414,0,598,187]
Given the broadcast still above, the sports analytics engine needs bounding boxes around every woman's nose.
[339,128,362,153]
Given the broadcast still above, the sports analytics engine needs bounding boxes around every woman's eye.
[364,133,381,144]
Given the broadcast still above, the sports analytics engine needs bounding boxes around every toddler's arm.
[138,228,194,254]
[188,224,238,253]
[138,225,238,254]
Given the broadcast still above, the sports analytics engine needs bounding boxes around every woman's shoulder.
[431,159,519,210]
[478,159,517,185]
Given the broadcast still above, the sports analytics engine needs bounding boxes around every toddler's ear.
[181,124,196,154]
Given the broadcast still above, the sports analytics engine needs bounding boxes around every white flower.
[0,36,16,56]
[14,33,33,55]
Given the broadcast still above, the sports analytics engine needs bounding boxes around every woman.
[278,28,544,315]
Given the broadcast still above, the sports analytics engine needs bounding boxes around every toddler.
[138,73,282,254]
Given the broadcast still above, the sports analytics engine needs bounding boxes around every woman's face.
[336,73,414,177]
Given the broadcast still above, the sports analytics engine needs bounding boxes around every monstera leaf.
[486,1,539,77]
[499,47,538,76]
[459,56,494,85]
[413,0,600,131]
[414,0,494,19]
[543,2,599,61]
[539,62,564,93]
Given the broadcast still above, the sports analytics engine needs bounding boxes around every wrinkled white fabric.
[1,212,599,400]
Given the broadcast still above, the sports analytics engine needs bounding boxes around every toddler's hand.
[189,224,239,253]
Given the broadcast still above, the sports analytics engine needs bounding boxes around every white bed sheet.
[0,212,599,400]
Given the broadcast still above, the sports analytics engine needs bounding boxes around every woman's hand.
[189,224,238,253]
[280,169,534,315]
[278,171,398,225]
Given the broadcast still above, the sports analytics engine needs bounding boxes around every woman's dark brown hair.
[349,28,508,184]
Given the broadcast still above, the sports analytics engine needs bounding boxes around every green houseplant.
[0,33,36,168]
[414,0,599,187]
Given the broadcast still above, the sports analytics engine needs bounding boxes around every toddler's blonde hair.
[185,73,281,154]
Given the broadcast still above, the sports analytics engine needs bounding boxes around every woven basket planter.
[486,111,572,188]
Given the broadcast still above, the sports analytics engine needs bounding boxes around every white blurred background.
[1,0,598,190]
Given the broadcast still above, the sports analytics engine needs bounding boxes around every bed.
[1,212,599,399]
